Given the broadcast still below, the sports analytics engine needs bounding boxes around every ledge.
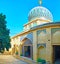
[13,55,37,64]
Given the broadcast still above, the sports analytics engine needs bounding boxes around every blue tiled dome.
[28,6,53,21]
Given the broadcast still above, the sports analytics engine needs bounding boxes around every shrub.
[20,54,23,56]
[15,51,18,55]
[37,58,46,63]
[37,58,43,62]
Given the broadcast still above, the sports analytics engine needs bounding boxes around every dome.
[28,6,53,21]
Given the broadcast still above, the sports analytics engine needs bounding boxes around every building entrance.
[24,46,31,58]
[53,45,60,63]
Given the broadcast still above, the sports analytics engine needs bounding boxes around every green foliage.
[37,58,46,63]
[0,13,11,52]
[15,51,18,55]
[20,54,23,56]
[37,58,43,62]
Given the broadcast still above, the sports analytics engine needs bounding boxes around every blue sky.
[0,0,60,36]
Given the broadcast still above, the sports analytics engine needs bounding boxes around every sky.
[0,0,60,36]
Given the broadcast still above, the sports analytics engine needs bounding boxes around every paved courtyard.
[0,55,28,64]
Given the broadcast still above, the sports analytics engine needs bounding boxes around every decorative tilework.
[28,6,53,21]
[37,43,46,48]
[51,28,60,34]
[20,32,33,42]
[37,29,46,35]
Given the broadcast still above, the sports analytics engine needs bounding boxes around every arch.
[38,46,46,60]
[52,31,60,43]
[23,38,32,45]
[20,37,33,59]
[38,31,46,43]
[37,44,46,48]
[20,33,33,43]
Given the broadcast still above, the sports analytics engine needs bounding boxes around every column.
[33,31,37,61]
[18,43,23,56]
[23,46,25,56]
[18,45,20,56]
[30,46,32,58]
[46,28,53,64]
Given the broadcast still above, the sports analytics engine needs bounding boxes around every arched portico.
[38,45,46,60]
[20,37,33,59]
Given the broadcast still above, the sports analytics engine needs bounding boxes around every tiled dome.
[28,6,53,21]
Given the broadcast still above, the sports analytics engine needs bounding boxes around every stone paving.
[0,55,29,64]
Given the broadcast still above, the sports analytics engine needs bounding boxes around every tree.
[0,13,11,53]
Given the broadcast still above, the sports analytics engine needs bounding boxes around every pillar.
[46,28,53,64]
[33,31,37,61]
[18,43,23,56]
[18,45,20,56]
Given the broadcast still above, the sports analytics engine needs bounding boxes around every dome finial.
[39,0,42,6]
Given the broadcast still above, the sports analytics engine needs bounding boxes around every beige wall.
[11,25,60,64]
[37,27,60,63]
[52,31,60,44]
[38,46,46,60]
[38,31,47,44]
